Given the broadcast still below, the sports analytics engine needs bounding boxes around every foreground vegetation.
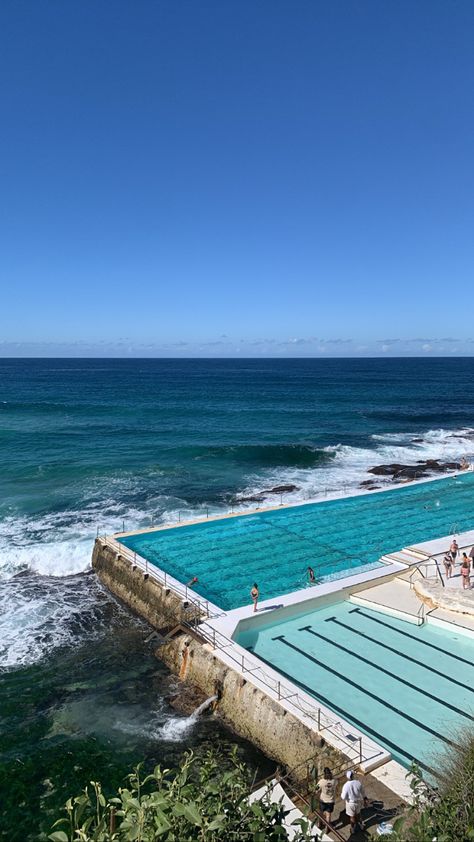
[393,735,474,841]
[48,747,313,842]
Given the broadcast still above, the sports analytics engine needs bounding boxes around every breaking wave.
[2,425,473,670]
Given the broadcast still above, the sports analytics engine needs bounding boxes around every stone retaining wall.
[92,538,188,629]
[92,538,346,780]
[159,633,343,781]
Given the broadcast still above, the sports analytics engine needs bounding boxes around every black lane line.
[350,607,474,667]
[299,625,474,723]
[248,647,435,775]
[272,634,454,747]
[325,616,474,694]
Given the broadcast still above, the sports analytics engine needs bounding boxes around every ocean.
[1,356,474,839]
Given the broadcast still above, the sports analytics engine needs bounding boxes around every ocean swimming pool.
[234,599,474,771]
[118,472,474,610]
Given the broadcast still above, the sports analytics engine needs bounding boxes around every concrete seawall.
[92,538,190,629]
[159,632,341,779]
[92,537,346,779]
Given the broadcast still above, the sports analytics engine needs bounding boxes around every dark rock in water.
[368,459,462,481]
[359,480,381,489]
[167,683,208,715]
[236,484,299,504]
[265,484,299,494]
[411,438,423,443]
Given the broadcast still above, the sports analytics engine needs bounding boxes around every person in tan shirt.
[316,767,336,826]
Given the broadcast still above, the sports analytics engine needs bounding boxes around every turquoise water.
[235,599,474,771]
[119,472,474,609]
[3,358,474,837]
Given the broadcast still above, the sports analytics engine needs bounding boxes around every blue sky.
[1,1,473,357]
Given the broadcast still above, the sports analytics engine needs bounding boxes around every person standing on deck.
[461,554,471,589]
[450,539,459,570]
[250,583,259,612]
[341,770,368,832]
[443,551,453,579]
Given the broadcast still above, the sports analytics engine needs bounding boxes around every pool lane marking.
[349,607,474,667]
[271,634,454,747]
[324,616,474,694]
[298,625,474,722]
[248,647,436,776]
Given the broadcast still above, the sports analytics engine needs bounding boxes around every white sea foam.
[240,427,474,505]
[2,425,473,670]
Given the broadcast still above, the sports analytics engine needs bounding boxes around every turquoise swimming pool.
[234,599,474,771]
[118,472,474,610]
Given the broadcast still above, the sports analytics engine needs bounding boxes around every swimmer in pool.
[307,566,316,583]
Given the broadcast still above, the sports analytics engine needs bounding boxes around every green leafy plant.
[49,747,313,841]
[392,738,474,842]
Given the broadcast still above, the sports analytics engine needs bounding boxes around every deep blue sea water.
[1,357,474,838]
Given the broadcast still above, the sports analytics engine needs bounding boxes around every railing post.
[164,571,167,588]
[317,708,321,732]
[359,737,362,764]
[212,629,216,649]
[178,511,181,523]
[241,653,245,672]
[277,681,281,699]
[109,806,116,833]
[122,519,125,533]
[206,507,209,518]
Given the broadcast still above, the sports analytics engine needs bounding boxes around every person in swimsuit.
[307,566,316,584]
[461,555,471,589]
[316,767,336,827]
[186,576,199,587]
[443,552,453,579]
[250,583,259,612]
[450,539,459,570]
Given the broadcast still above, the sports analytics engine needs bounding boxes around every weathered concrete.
[92,538,192,630]
[158,632,343,782]
[414,577,474,617]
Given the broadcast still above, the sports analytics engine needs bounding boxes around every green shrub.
[49,747,313,842]
[393,735,474,842]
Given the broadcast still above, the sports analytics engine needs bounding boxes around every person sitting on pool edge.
[250,583,259,612]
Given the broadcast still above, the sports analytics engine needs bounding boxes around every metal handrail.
[183,617,370,766]
[102,537,224,620]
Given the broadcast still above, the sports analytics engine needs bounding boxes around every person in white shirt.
[341,770,368,832]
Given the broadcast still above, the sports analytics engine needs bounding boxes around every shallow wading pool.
[234,598,474,772]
